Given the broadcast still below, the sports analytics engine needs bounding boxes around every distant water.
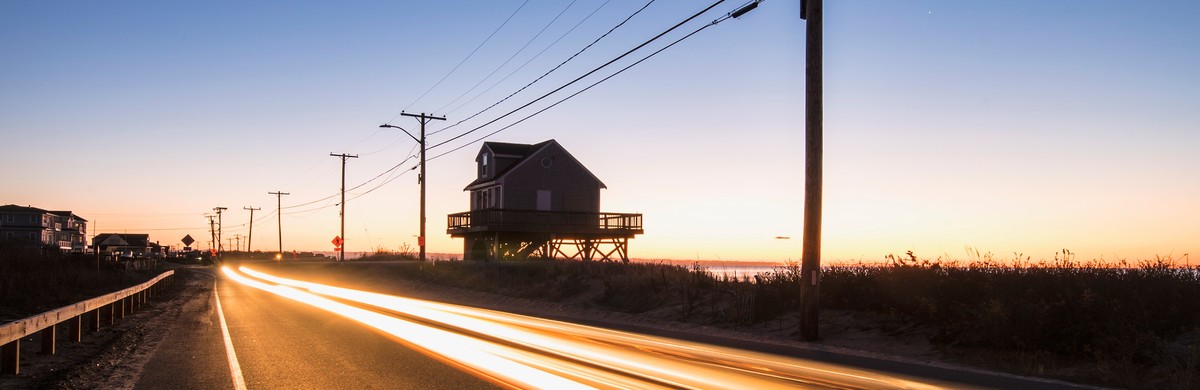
[703,265,785,279]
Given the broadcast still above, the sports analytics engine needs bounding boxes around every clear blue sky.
[2,1,1197,263]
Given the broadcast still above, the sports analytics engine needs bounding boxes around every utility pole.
[381,112,445,262]
[268,191,290,259]
[206,214,217,258]
[244,206,259,253]
[330,153,359,262]
[234,234,242,252]
[799,0,823,341]
[213,207,227,257]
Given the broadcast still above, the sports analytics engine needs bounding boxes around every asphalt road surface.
[131,266,1097,389]
[135,268,492,389]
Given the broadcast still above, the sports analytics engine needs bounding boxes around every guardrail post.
[40,325,55,355]
[107,303,116,325]
[69,315,82,342]
[1,340,17,375]
[89,309,100,332]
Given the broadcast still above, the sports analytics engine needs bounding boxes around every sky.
[2,1,1197,263]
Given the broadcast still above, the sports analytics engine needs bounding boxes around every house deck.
[447,209,642,237]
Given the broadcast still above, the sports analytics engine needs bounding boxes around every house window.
[4,232,12,239]
[488,188,497,208]
[481,154,489,177]
[3,214,12,223]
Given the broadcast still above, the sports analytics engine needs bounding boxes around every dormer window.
[481,153,489,177]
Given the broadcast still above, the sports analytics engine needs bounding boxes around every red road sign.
[332,236,343,247]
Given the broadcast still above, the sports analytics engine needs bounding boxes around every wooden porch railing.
[448,209,643,234]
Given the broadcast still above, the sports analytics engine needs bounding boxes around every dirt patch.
[0,267,211,390]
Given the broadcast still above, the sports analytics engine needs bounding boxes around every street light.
[376,114,444,261]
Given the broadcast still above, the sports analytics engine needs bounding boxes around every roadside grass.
[357,243,420,262]
[813,250,1200,388]
[0,242,157,320]
[367,250,1199,389]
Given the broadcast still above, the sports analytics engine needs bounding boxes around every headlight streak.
[220,267,593,390]
[233,266,948,390]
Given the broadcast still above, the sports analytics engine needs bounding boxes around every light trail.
[226,266,952,389]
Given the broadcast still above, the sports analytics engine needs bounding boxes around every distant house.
[93,233,154,257]
[447,140,642,261]
[0,204,88,252]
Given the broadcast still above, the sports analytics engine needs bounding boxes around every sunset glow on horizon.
[2,1,1196,263]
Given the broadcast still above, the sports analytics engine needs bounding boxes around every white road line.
[215,288,248,390]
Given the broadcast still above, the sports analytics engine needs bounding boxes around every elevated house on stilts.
[447,140,642,261]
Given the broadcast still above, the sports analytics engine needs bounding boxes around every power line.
[432,0,581,114]
[428,1,754,162]
[392,0,531,120]
[429,0,653,136]
[441,0,616,118]
[426,0,726,151]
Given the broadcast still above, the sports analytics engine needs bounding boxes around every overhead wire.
[390,0,532,123]
[441,0,615,118]
[428,0,654,136]
[195,0,760,239]
[427,1,756,162]
[432,0,581,114]
[425,0,725,151]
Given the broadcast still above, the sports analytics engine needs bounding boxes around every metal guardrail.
[0,269,174,375]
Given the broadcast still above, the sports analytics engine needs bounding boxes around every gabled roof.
[94,233,150,247]
[0,204,49,213]
[464,139,606,190]
[484,141,548,158]
[0,205,87,221]
[465,140,554,189]
[50,210,88,222]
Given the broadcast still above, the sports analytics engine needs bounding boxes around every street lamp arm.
[380,124,421,144]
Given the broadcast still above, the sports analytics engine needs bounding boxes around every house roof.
[465,140,554,188]
[50,210,88,222]
[484,141,548,157]
[0,205,87,221]
[464,139,607,190]
[0,204,48,213]
[94,233,150,247]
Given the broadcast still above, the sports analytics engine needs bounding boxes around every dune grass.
[373,250,1198,388]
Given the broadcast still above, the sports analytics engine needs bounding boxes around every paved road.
[135,268,492,389]
[131,265,1099,389]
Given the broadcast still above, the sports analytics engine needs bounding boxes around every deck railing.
[448,209,642,234]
